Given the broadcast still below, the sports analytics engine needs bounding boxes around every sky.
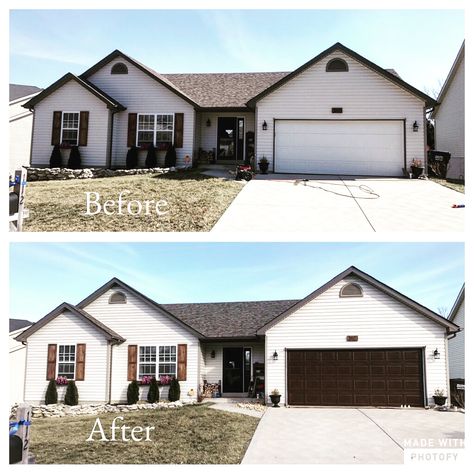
[9,9,464,96]
[10,242,464,322]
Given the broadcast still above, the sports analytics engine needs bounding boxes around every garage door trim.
[272,118,407,175]
[285,347,426,407]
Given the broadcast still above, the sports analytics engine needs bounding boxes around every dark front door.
[287,349,424,407]
[223,347,252,393]
[217,117,244,162]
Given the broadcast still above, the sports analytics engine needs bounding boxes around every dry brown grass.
[430,178,465,194]
[23,171,243,232]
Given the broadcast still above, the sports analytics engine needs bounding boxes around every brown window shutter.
[174,113,184,148]
[177,344,187,381]
[75,344,86,381]
[78,111,89,146]
[127,113,137,147]
[51,111,62,145]
[46,344,57,380]
[128,345,138,381]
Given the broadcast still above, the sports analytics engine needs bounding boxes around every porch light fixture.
[412,121,419,132]
[206,118,211,127]
[211,350,216,359]
[433,348,440,359]
[272,350,278,361]
[262,120,268,131]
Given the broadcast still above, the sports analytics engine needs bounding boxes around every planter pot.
[433,396,447,406]
[269,394,281,407]
[259,163,269,174]
[411,166,424,179]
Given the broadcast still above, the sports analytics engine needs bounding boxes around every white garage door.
[275,120,404,176]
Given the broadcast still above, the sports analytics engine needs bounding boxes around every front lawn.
[430,178,465,194]
[29,404,258,464]
[23,170,243,232]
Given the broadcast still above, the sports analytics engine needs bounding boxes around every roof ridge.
[164,299,299,305]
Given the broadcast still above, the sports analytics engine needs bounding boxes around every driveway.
[242,408,464,464]
[212,175,464,232]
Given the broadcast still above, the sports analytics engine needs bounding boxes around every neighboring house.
[432,41,465,182]
[16,267,458,407]
[9,84,42,176]
[448,285,464,380]
[23,43,436,176]
[10,319,33,404]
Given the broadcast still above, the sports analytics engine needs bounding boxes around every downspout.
[28,108,35,168]
[423,106,428,175]
[107,342,114,404]
[444,330,451,406]
[107,109,117,169]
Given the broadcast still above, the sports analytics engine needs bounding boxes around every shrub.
[147,377,159,403]
[45,379,58,405]
[164,145,177,168]
[68,146,81,169]
[127,380,140,405]
[126,146,139,169]
[168,377,181,402]
[145,144,157,168]
[50,145,62,168]
[64,380,79,406]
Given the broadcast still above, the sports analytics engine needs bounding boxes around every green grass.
[430,178,465,194]
[23,170,243,232]
[30,405,259,464]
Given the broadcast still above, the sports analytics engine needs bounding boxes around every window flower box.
[139,375,172,386]
[55,376,69,385]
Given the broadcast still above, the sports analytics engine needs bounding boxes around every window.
[58,345,76,379]
[326,58,349,72]
[138,345,177,379]
[111,62,128,74]
[109,291,127,304]
[137,114,174,148]
[339,283,363,298]
[61,112,80,145]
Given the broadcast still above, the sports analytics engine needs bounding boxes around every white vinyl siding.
[82,288,199,403]
[10,327,30,404]
[448,300,464,379]
[30,80,109,167]
[87,57,195,168]
[265,276,449,406]
[24,310,109,404]
[255,50,426,176]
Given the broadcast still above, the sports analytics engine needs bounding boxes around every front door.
[223,347,252,393]
[217,117,244,162]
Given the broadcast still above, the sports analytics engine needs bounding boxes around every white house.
[432,41,465,182]
[9,84,42,176]
[23,43,436,176]
[16,267,458,407]
[448,285,464,381]
[9,319,33,404]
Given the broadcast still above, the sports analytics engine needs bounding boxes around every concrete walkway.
[242,408,464,464]
[212,176,464,233]
[204,399,265,418]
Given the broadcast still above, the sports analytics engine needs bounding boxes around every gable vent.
[109,291,127,304]
[111,62,128,75]
[339,283,363,298]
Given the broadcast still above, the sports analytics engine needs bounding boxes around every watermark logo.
[405,449,464,463]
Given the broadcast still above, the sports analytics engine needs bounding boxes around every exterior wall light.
[206,118,211,127]
[210,350,216,359]
[272,350,278,361]
[433,348,440,359]
[413,121,419,132]
[262,120,268,131]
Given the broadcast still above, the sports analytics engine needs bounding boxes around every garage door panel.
[287,349,424,407]
[275,120,404,176]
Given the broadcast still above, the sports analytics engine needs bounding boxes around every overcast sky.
[10,9,464,96]
[10,242,464,321]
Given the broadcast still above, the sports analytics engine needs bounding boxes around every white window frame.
[60,111,80,146]
[57,344,76,379]
[137,344,177,379]
[136,113,175,148]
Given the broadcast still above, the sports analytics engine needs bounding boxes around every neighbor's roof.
[10,84,42,102]
[9,318,33,333]
[163,300,298,339]
[449,284,465,322]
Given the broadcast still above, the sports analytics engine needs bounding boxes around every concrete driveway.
[212,175,464,233]
[242,408,464,464]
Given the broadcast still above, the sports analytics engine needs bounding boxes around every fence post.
[16,403,32,463]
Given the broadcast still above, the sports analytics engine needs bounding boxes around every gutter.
[107,109,118,169]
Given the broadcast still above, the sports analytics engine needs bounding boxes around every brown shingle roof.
[163,72,290,108]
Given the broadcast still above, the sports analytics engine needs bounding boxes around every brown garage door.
[287,349,424,407]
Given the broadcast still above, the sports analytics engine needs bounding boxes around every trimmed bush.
[68,146,81,169]
[168,377,181,402]
[64,380,79,406]
[126,146,139,169]
[147,377,159,403]
[145,144,157,168]
[164,145,177,168]
[50,145,62,168]
[127,380,140,405]
[45,379,58,405]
